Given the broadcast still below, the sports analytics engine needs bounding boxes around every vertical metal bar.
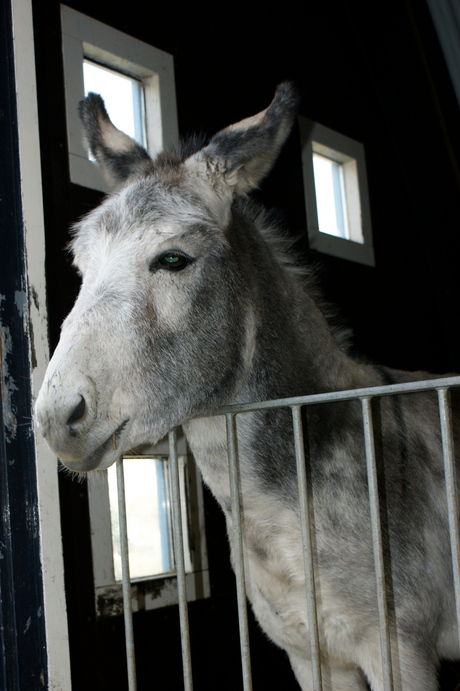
[116,456,137,691]
[361,397,394,691]
[225,413,253,691]
[437,387,460,643]
[168,429,194,691]
[291,406,323,690]
[156,458,172,573]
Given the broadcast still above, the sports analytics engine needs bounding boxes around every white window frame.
[88,432,210,616]
[300,116,375,267]
[61,5,178,193]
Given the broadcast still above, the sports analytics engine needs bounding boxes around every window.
[88,433,210,617]
[82,60,146,148]
[61,5,178,192]
[299,117,375,266]
[108,456,173,581]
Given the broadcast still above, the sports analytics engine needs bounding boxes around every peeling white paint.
[14,288,26,318]
[0,305,19,442]
[14,287,28,330]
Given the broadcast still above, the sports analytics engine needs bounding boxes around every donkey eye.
[154,251,192,272]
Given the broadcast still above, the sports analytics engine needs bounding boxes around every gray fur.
[36,84,459,690]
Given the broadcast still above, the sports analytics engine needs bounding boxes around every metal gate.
[114,375,460,691]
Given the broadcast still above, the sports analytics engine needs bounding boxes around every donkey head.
[35,84,300,472]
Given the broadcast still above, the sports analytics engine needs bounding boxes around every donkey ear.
[79,93,154,188]
[187,82,300,196]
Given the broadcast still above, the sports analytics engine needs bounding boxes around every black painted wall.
[30,0,460,688]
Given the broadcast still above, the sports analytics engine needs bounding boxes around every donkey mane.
[153,132,210,169]
[234,198,353,351]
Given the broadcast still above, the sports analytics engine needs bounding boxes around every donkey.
[36,84,459,690]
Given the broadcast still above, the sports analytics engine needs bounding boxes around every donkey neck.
[246,301,356,403]
[231,213,361,405]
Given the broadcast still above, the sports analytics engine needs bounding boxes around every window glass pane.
[83,60,145,146]
[312,153,349,239]
[108,457,173,580]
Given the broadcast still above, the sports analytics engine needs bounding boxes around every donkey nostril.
[67,396,86,426]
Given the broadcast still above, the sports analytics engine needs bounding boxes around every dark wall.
[31,0,460,689]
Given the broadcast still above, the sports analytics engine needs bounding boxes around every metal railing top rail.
[208,375,460,417]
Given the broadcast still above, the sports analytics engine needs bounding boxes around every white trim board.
[11,0,72,688]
